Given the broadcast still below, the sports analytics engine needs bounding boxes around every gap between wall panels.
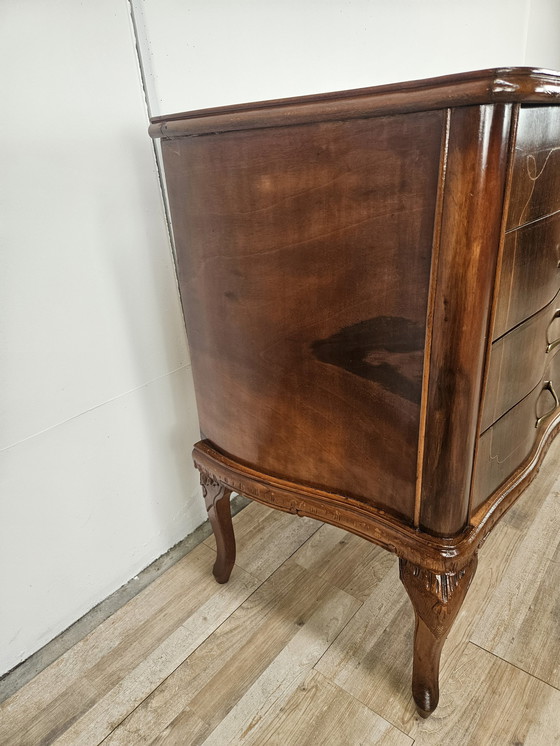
[128,0,178,264]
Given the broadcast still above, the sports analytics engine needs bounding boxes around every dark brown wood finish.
[481,292,560,431]
[494,211,560,339]
[162,112,444,523]
[200,471,235,584]
[474,348,560,510]
[400,555,478,717]
[192,440,478,575]
[507,106,560,230]
[149,68,560,139]
[151,69,560,717]
[418,104,512,535]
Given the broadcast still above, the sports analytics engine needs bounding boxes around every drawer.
[507,106,560,231]
[482,293,560,431]
[472,350,560,511]
[493,211,560,339]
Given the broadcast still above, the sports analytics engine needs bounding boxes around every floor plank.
[0,543,219,737]
[290,522,396,601]
[410,643,560,746]
[149,706,209,746]
[228,669,412,746]
[104,561,359,745]
[197,586,360,745]
[0,547,259,746]
[470,459,560,690]
[50,569,260,746]
[2,439,559,745]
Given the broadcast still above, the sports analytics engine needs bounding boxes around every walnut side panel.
[419,104,512,536]
[163,112,444,522]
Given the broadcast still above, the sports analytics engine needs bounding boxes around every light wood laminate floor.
[2,439,560,745]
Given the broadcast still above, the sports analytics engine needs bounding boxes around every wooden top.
[149,67,560,139]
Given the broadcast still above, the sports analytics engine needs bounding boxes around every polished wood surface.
[474,348,560,509]
[418,104,511,536]
[493,211,560,339]
[481,293,560,431]
[400,555,478,717]
[474,384,543,509]
[162,112,444,523]
[193,440,476,576]
[151,70,560,717]
[201,473,235,584]
[507,106,560,230]
[149,67,560,139]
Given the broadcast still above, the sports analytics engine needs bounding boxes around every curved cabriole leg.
[399,554,478,717]
[200,471,235,583]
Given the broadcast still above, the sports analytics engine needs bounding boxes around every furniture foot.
[399,554,478,717]
[200,470,235,583]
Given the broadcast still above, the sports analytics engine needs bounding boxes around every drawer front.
[473,350,560,510]
[482,293,560,431]
[493,211,560,339]
[507,106,560,231]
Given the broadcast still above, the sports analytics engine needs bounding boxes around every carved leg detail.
[399,554,478,717]
[200,471,235,584]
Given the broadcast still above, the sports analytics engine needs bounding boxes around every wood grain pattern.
[471,475,560,689]
[474,387,541,510]
[399,556,478,717]
[507,105,560,230]
[410,643,560,745]
[473,348,560,509]
[106,559,359,746]
[200,587,360,746]
[0,544,259,746]
[0,548,221,729]
[318,441,560,735]
[315,497,530,731]
[290,522,396,602]
[231,669,413,746]
[493,212,560,339]
[201,471,235,583]
[481,293,560,431]
[417,104,512,535]
[164,111,444,522]
[50,576,261,746]
[314,561,418,721]
[193,426,560,580]
[150,706,208,746]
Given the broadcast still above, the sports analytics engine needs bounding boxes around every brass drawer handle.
[546,309,560,353]
[535,380,560,427]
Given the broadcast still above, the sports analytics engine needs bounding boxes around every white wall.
[0,0,205,675]
[2,0,559,678]
[133,0,560,117]
[525,0,560,69]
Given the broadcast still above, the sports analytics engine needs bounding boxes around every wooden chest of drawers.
[150,68,560,716]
